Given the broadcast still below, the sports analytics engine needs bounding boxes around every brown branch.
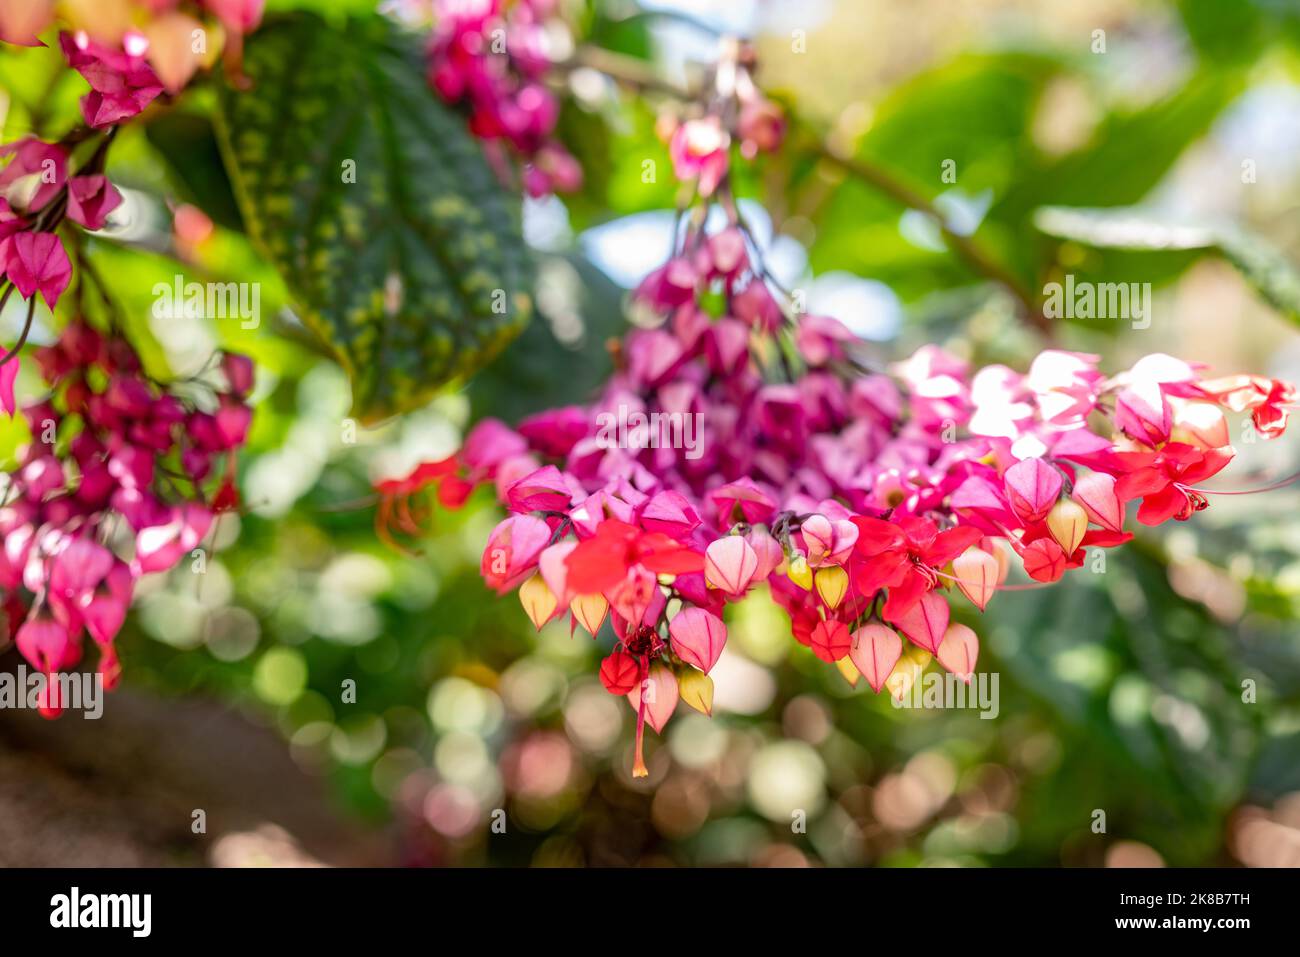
[807,133,1047,334]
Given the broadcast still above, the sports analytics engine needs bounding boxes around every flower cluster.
[389,213,1294,776]
[661,41,786,198]
[2,1,265,125]
[0,2,261,716]
[426,0,580,197]
[1,321,252,715]
[383,31,1298,777]
[0,133,122,327]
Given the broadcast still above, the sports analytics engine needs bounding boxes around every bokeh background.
[2,0,1300,867]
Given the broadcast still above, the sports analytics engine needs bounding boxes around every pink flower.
[800,513,859,567]
[59,32,165,128]
[0,0,54,47]
[49,537,114,599]
[709,478,776,525]
[1071,471,1124,533]
[221,352,255,397]
[134,506,212,574]
[506,465,575,513]
[886,590,949,655]
[1003,456,1062,524]
[936,623,979,682]
[0,356,17,416]
[730,278,784,334]
[794,315,855,366]
[627,662,678,777]
[463,419,529,475]
[744,527,784,581]
[16,613,78,674]
[850,623,902,693]
[66,175,123,230]
[637,490,702,540]
[634,258,697,311]
[952,546,999,611]
[6,232,72,309]
[481,515,552,593]
[669,606,726,673]
[704,535,759,596]
[669,118,730,196]
[0,137,66,212]
[738,97,786,157]
[205,0,267,34]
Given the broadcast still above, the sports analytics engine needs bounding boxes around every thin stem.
[0,294,37,368]
[933,569,1052,592]
[556,46,698,100]
[1186,468,1300,496]
[557,43,1048,339]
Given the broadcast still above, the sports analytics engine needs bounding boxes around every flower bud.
[1047,498,1088,554]
[519,572,558,630]
[815,565,849,609]
[787,552,812,590]
[678,668,714,715]
[571,593,608,637]
[952,547,998,611]
[704,535,759,596]
[935,623,979,683]
[850,622,902,693]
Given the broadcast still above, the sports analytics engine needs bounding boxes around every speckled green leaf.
[215,12,533,423]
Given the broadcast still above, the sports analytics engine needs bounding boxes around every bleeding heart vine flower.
[379,23,1300,781]
[1,315,253,714]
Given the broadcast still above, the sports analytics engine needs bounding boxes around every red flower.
[851,515,981,618]
[564,520,704,595]
[1200,374,1296,440]
[1114,443,1234,525]
[373,454,472,550]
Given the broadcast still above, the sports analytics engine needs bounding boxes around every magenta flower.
[16,613,78,675]
[669,606,726,673]
[59,32,165,128]
[669,118,730,196]
[6,231,72,309]
[66,175,123,231]
[0,138,67,213]
[1003,456,1063,524]
[1071,471,1124,533]
[0,356,17,416]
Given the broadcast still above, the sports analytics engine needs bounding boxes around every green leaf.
[215,12,534,424]
[1034,204,1300,323]
[806,53,1060,297]
[144,109,245,232]
[468,253,624,422]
